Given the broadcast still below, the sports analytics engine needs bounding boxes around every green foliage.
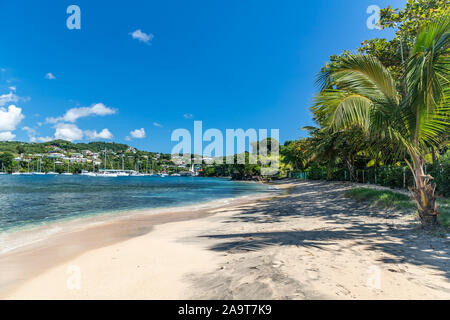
[345,187,450,231]
[0,152,14,172]
[229,152,261,180]
[359,0,449,81]
[304,163,326,180]
[0,140,171,174]
[437,198,450,230]
[0,140,163,157]
[280,139,309,171]
[344,187,415,210]
[428,154,450,197]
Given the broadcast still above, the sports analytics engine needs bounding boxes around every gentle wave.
[0,176,270,252]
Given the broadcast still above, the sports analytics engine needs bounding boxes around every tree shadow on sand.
[200,181,450,279]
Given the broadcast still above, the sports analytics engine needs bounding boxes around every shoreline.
[0,184,289,299]
[0,177,278,255]
[2,180,449,299]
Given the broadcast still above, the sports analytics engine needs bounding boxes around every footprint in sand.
[306,269,320,280]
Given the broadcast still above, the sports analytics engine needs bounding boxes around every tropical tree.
[0,152,14,173]
[312,15,449,229]
[280,139,310,172]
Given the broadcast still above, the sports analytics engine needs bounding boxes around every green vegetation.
[0,140,137,155]
[1,1,447,231]
[345,188,450,232]
[313,16,449,229]
[0,140,174,174]
[279,1,450,230]
[345,188,416,210]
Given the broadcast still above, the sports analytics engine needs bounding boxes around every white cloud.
[31,136,54,143]
[0,105,25,131]
[129,29,154,44]
[54,123,84,141]
[22,126,53,143]
[45,73,56,80]
[84,128,113,140]
[51,123,114,142]
[22,126,36,136]
[153,122,163,127]
[0,92,19,107]
[46,103,116,123]
[183,113,193,119]
[129,128,146,139]
[8,86,16,91]
[0,131,15,141]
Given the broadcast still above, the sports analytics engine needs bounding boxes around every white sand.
[3,180,450,299]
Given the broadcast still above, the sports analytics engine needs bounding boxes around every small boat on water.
[46,172,59,175]
[80,170,97,177]
[62,161,73,175]
[97,172,118,177]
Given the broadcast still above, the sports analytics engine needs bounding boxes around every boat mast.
[104,148,107,171]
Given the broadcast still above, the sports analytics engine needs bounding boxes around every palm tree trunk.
[406,152,439,229]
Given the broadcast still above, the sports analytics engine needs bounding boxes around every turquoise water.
[0,175,270,233]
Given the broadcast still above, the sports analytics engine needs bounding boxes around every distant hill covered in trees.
[0,140,165,157]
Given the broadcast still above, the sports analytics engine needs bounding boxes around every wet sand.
[2,181,449,299]
[0,191,280,298]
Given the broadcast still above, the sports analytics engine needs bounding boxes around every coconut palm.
[312,15,449,229]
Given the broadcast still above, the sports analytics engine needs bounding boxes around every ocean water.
[0,175,270,234]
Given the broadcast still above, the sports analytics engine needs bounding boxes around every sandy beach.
[1,180,449,300]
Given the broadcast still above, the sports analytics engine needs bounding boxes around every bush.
[428,160,450,197]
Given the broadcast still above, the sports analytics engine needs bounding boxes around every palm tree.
[312,15,449,229]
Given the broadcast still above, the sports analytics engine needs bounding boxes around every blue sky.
[0,0,406,153]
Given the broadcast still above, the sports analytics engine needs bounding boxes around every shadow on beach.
[199,181,450,279]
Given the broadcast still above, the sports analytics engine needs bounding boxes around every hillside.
[0,140,167,157]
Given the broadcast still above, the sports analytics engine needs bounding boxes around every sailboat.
[33,157,45,175]
[80,170,97,176]
[12,162,22,175]
[96,148,117,177]
[47,160,58,175]
[21,160,33,175]
[115,155,129,176]
[0,164,6,175]
[129,159,143,176]
[61,161,73,175]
